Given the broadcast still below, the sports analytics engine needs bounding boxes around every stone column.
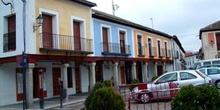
[143,62,148,82]
[89,62,96,91]
[155,62,158,76]
[63,63,69,102]
[26,63,35,109]
[113,62,119,89]
[132,62,137,79]
[163,62,166,73]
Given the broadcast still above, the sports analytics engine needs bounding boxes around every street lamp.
[33,14,43,32]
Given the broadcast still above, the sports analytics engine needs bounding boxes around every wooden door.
[42,14,53,48]
[120,66,126,84]
[138,36,142,55]
[75,65,81,93]
[120,31,125,53]
[52,67,61,96]
[157,65,163,76]
[74,21,81,50]
[102,27,109,52]
[7,15,16,51]
[95,61,103,82]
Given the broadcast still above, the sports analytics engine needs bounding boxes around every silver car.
[197,67,220,89]
[132,70,212,103]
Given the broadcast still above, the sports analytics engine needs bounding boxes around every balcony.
[165,49,171,58]
[101,42,131,56]
[3,32,16,52]
[159,48,165,57]
[39,32,93,54]
[149,47,157,57]
[138,46,145,57]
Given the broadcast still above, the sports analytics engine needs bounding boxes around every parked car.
[197,64,220,69]
[131,70,212,103]
[197,67,220,89]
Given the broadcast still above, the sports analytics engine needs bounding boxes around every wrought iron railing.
[149,46,157,57]
[3,32,16,52]
[159,48,165,57]
[138,46,145,56]
[40,32,93,52]
[101,42,131,55]
[165,49,171,58]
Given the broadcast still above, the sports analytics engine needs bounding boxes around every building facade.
[185,51,200,69]
[0,0,186,108]
[199,20,220,60]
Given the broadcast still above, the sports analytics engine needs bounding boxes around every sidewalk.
[0,93,88,110]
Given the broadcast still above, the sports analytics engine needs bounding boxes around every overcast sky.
[89,0,220,52]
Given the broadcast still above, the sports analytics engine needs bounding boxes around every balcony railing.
[3,32,16,52]
[40,32,93,52]
[101,42,131,55]
[138,46,145,56]
[149,47,157,57]
[165,49,171,58]
[159,48,165,57]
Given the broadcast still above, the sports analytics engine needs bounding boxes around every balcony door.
[102,27,109,52]
[4,15,16,52]
[42,14,53,48]
[120,31,125,53]
[137,35,142,55]
[73,21,81,51]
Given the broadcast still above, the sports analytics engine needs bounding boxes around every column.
[89,62,96,91]
[113,62,119,90]
[26,63,35,109]
[132,62,137,79]
[155,62,158,76]
[163,62,166,73]
[143,62,148,82]
[63,63,69,102]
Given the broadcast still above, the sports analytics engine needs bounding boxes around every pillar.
[63,63,69,102]
[155,62,158,76]
[163,62,166,73]
[26,63,35,109]
[143,62,148,82]
[113,62,119,89]
[89,62,96,91]
[132,62,137,79]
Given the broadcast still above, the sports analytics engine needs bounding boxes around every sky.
[88,0,220,52]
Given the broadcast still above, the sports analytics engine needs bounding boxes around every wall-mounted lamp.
[33,14,43,32]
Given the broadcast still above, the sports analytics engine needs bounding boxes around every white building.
[184,52,200,69]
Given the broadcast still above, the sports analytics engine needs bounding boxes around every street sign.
[19,55,27,67]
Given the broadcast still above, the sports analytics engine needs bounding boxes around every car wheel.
[215,81,220,89]
[139,93,150,103]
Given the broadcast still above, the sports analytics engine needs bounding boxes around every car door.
[206,68,220,84]
[178,72,202,87]
[153,72,178,98]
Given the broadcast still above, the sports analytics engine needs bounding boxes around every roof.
[173,35,186,53]
[185,51,199,57]
[70,0,96,7]
[92,9,173,39]
[199,20,220,39]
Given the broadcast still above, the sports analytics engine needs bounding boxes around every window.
[157,73,177,83]
[203,61,211,65]
[180,72,197,80]
[137,35,143,55]
[198,69,205,74]
[4,15,16,52]
[157,40,161,56]
[207,68,220,75]
[212,60,220,64]
[165,42,168,57]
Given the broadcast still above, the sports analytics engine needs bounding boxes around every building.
[199,20,220,59]
[184,51,200,69]
[171,36,186,70]
[0,0,96,108]
[0,0,186,108]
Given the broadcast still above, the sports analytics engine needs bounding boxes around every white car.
[197,67,220,89]
[132,70,212,103]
